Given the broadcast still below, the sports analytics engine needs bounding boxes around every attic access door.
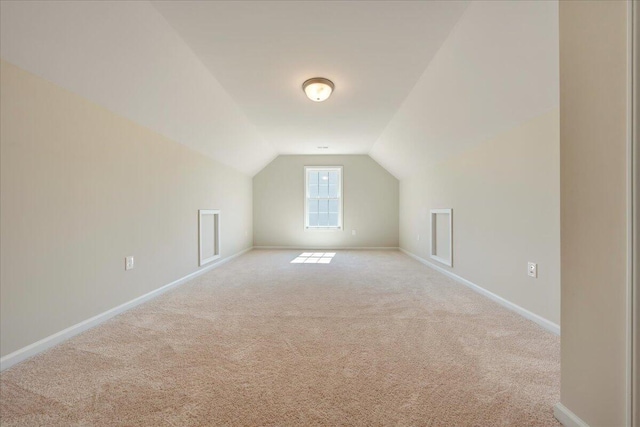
[430,209,452,267]
[199,209,220,266]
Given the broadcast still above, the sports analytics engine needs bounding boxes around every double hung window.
[304,166,342,229]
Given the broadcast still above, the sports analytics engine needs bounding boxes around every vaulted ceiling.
[0,1,558,178]
[151,1,468,157]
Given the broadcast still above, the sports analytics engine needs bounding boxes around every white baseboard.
[554,403,590,427]
[0,247,252,372]
[399,248,560,335]
[253,246,399,250]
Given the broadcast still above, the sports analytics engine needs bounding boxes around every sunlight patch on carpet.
[291,252,336,264]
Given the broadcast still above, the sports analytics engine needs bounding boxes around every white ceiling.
[151,1,469,156]
[0,1,558,178]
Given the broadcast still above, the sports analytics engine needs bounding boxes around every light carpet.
[0,250,560,426]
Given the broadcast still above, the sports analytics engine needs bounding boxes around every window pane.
[318,200,329,226]
[319,211,329,226]
[329,213,338,227]
[309,184,318,198]
[329,184,338,198]
[308,199,318,215]
[309,171,318,184]
[318,199,329,214]
[329,171,338,184]
[319,172,329,197]
[329,199,338,213]
[308,213,318,227]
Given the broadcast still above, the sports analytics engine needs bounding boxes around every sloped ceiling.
[369,1,559,179]
[0,0,276,176]
[0,1,558,178]
[151,1,468,156]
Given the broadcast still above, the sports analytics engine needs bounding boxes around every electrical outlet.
[528,262,537,278]
[125,256,135,271]
[352,230,356,236]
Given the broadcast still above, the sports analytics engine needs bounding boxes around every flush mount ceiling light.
[302,77,334,102]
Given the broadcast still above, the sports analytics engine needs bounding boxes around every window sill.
[305,227,342,232]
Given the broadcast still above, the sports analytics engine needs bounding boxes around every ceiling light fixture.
[302,77,334,102]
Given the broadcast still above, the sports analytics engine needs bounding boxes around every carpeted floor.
[0,250,560,426]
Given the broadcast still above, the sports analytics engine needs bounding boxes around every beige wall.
[399,109,560,325]
[253,155,398,248]
[559,1,630,426]
[0,61,253,358]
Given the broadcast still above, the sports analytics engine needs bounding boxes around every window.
[304,166,342,229]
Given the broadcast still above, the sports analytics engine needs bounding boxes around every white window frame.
[304,166,343,231]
